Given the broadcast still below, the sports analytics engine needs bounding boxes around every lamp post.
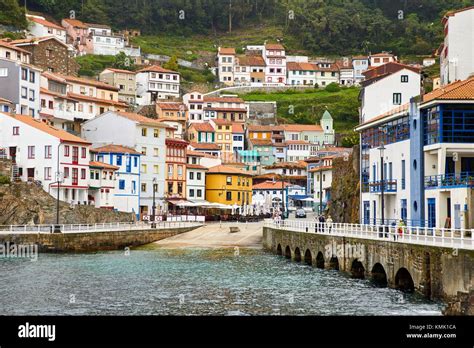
[319,167,323,215]
[280,174,286,220]
[54,142,64,233]
[151,177,157,228]
[378,143,386,226]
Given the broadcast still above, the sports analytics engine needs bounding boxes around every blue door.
[427,198,436,228]
[401,199,407,222]
[363,201,370,224]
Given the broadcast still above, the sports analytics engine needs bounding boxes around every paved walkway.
[154,222,263,249]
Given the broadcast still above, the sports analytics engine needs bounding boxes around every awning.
[288,195,312,201]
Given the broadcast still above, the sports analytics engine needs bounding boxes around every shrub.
[325,82,341,92]
[0,175,11,185]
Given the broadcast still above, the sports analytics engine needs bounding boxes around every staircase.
[11,164,19,182]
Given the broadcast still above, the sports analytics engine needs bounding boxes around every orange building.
[165,138,189,208]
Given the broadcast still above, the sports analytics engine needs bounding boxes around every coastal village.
[0,5,473,233]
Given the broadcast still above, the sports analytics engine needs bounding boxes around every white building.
[369,52,397,67]
[263,43,286,85]
[287,62,317,86]
[186,150,207,202]
[360,62,421,124]
[0,40,31,64]
[82,111,168,216]
[314,62,339,87]
[136,65,180,105]
[0,57,41,117]
[183,91,204,123]
[92,34,125,56]
[217,47,235,86]
[232,123,245,152]
[337,59,355,86]
[88,160,119,209]
[352,56,370,85]
[92,144,141,217]
[310,156,335,213]
[0,112,91,204]
[440,6,474,86]
[26,15,67,43]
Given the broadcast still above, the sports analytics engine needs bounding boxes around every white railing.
[0,221,203,234]
[264,220,474,250]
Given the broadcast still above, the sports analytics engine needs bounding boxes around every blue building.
[92,144,141,218]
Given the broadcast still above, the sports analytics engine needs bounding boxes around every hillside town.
[0,5,473,232]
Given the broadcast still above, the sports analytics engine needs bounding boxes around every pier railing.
[264,220,474,250]
[0,221,203,234]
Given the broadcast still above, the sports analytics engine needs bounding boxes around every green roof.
[321,110,333,120]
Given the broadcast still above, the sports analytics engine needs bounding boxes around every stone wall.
[0,158,12,177]
[0,226,198,252]
[263,227,474,315]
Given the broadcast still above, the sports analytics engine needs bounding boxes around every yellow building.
[247,125,272,140]
[210,119,233,159]
[206,165,252,205]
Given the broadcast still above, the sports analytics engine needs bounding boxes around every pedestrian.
[397,219,405,240]
[326,215,333,233]
[319,214,326,233]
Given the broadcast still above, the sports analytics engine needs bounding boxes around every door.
[363,201,370,225]
[126,156,131,173]
[454,204,461,229]
[9,147,17,163]
[27,168,34,180]
[427,198,436,228]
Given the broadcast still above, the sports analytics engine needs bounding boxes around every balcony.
[368,180,397,193]
[425,172,474,189]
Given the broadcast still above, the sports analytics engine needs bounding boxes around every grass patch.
[239,87,361,133]
[75,55,117,76]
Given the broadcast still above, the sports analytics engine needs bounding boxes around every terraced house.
[205,165,253,206]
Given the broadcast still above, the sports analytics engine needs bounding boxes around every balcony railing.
[368,179,397,193]
[425,172,474,189]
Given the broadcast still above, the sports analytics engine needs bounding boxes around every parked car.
[295,208,306,218]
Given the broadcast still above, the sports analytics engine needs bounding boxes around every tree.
[163,55,179,71]
[0,0,27,28]
[113,52,134,70]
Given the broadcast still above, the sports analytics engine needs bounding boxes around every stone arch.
[350,259,365,279]
[304,249,312,266]
[395,267,415,292]
[329,256,339,270]
[284,246,291,259]
[294,247,302,262]
[276,244,282,256]
[316,251,325,269]
[371,262,388,287]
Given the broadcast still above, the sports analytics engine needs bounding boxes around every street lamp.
[54,142,65,233]
[151,177,157,228]
[319,167,323,215]
[377,143,386,226]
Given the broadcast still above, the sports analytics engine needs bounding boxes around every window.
[0,68,8,77]
[154,148,159,157]
[81,147,86,158]
[64,167,69,178]
[141,183,147,192]
[177,165,183,176]
[29,71,35,83]
[189,172,194,180]
[226,176,232,185]
[21,68,27,80]
[44,167,52,180]
[153,165,159,174]
[12,126,19,135]
[154,129,159,138]
[64,145,70,157]
[119,180,125,190]
[226,191,232,201]
[393,93,402,105]
[142,128,147,136]
[21,87,27,99]
[168,165,173,177]
[141,147,147,155]
[401,75,408,83]
[189,189,194,197]
[197,172,201,180]
[197,189,202,197]
[116,155,122,165]
[81,168,86,180]
[141,164,147,173]
[28,146,35,159]
[44,145,52,159]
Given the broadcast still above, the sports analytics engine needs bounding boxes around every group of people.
[315,214,333,233]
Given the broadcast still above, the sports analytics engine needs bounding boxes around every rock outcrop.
[328,145,360,223]
[0,181,135,225]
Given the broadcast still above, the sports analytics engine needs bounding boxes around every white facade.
[263,44,286,85]
[286,141,312,162]
[186,154,206,202]
[352,57,369,84]
[26,15,67,43]
[82,111,168,215]
[369,53,396,67]
[0,113,90,204]
[217,47,235,85]
[361,68,420,124]
[136,66,180,105]
[92,34,125,56]
[183,91,204,123]
[440,7,474,85]
[88,163,118,209]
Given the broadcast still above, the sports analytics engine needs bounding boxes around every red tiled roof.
[212,119,233,126]
[253,181,291,190]
[236,55,266,67]
[92,144,141,155]
[264,161,307,170]
[190,122,214,132]
[249,138,273,146]
[102,68,136,74]
[60,74,119,91]
[309,165,333,173]
[232,123,244,133]
[370,52,395,58]
[156,102,187,111]
[137,65,178,74]
[247,125,274,132]
[265,43,285,50]
[62,18,88,29]
[287,62,317,71]
[187,150,206,157]
[203,96,245,103]
[186,164,208,170]
[28,16,64,30]
[67,93,128,107]
[219,47,236,55]
[356,103,410,129]
[207,165,251,176]
[189,142,221,150]
[2,113,90,144]
[204,107,247,113]
[422,76,474,103]
[11,36,69,48]
[286,140,311,145]
[0,40,31,54]
[280,124,323,132]
[89,161,119,170]
[362,62,420,82]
